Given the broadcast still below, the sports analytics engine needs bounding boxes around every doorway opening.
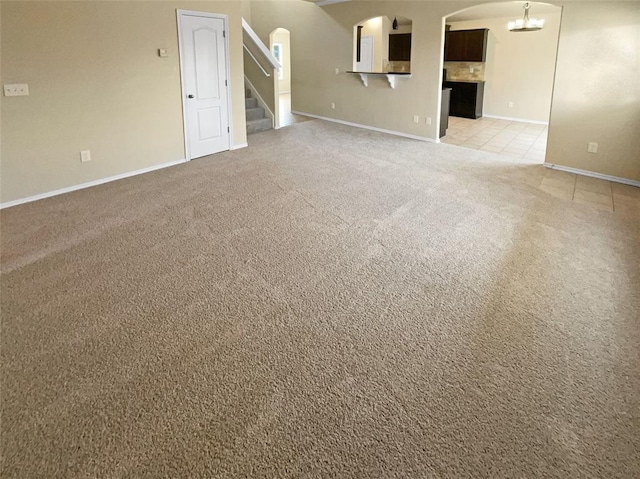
[269,28,299,128]
[438,2,562,164]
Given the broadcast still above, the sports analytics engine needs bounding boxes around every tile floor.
[441,116,548,163]
[538,168,640,214]
[441,116,639,215]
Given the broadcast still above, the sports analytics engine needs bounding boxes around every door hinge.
[227,127,230,133]
[225,79,227,86]
[223,30,226,38]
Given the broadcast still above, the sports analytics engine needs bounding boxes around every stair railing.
[243,44,271,77]
[242,18,281,76]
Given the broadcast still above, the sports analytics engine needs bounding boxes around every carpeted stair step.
[245,97,257,109]
[246,106,265,121]
[246,117,272,135]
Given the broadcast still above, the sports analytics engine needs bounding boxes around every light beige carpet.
[2,120,639,478]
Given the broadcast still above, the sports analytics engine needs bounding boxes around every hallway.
[279,93,311,127]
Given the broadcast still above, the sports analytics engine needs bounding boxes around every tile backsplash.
[387,61,411,73]
[445,62,485,81]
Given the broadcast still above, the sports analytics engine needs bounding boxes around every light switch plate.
[4,84,29,96]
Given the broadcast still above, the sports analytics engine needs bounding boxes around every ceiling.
[307,0,561,22]
[445,2,560,22]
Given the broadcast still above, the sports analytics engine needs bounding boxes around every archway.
[269,27,292,128]
[352,16,413,73]
[438,2,562,164]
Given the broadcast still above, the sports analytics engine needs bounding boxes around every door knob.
[187,94,194,99]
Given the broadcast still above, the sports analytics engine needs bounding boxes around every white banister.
[242,18,281,70]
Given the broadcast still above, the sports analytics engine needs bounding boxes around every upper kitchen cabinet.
[444,29,489,62]
[389,33,411,61]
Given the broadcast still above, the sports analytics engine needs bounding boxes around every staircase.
[245,89,272,135]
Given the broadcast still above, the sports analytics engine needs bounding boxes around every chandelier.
[508,2,545,32]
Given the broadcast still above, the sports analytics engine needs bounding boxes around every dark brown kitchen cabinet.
[444,29,488,62]
[388,33,411,61]
[444,81,485,119]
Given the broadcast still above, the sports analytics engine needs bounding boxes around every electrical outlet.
[508,101,514,108]
[413,115,419,124]
[158,48,168,58]
[587,142,598,153]
[426,117,432,125]
[331,102,336,110]
[4,84,29,97]
[334,68,340,75]
[470,67,474,73]
[80,150,91,162]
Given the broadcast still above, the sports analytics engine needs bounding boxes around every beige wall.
[248,0,639,182]
[2,1,638,205]
[448,11,561,123]
[1,1,247,204]
[272,29,291,93]
[546,2,640,181]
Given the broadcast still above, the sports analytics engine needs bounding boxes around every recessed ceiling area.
[447,1,560,22]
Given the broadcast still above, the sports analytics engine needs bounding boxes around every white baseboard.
[545,163,640,187]
[290,111,438,143]
[1,158,187,210]
[483,114,548,125]
[231,142,248,150]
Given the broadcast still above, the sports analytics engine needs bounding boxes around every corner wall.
[546,2,640,181]
[1,1,247,204]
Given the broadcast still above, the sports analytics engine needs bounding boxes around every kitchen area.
[440,27,488,138]
[439,5,561,162]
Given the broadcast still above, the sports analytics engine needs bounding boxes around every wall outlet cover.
[587,142,598,153]
[80,150,91,162]
[4,84,29,97]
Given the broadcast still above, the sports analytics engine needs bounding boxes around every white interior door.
[356,35,374,72]
[179,12,230,159]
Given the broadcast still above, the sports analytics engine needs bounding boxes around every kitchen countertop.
[444,79,485,83]
[347,71,412,75]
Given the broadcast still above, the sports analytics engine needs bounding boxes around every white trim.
[177,10,233,161]
[290,111,438,143]
[245,76,275,128]
[242,18,281,69]
[316,0,352,6]
[231,142,248,150]
[545,164,640,187]
[483,114,548,125]
[0,159,187,210]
